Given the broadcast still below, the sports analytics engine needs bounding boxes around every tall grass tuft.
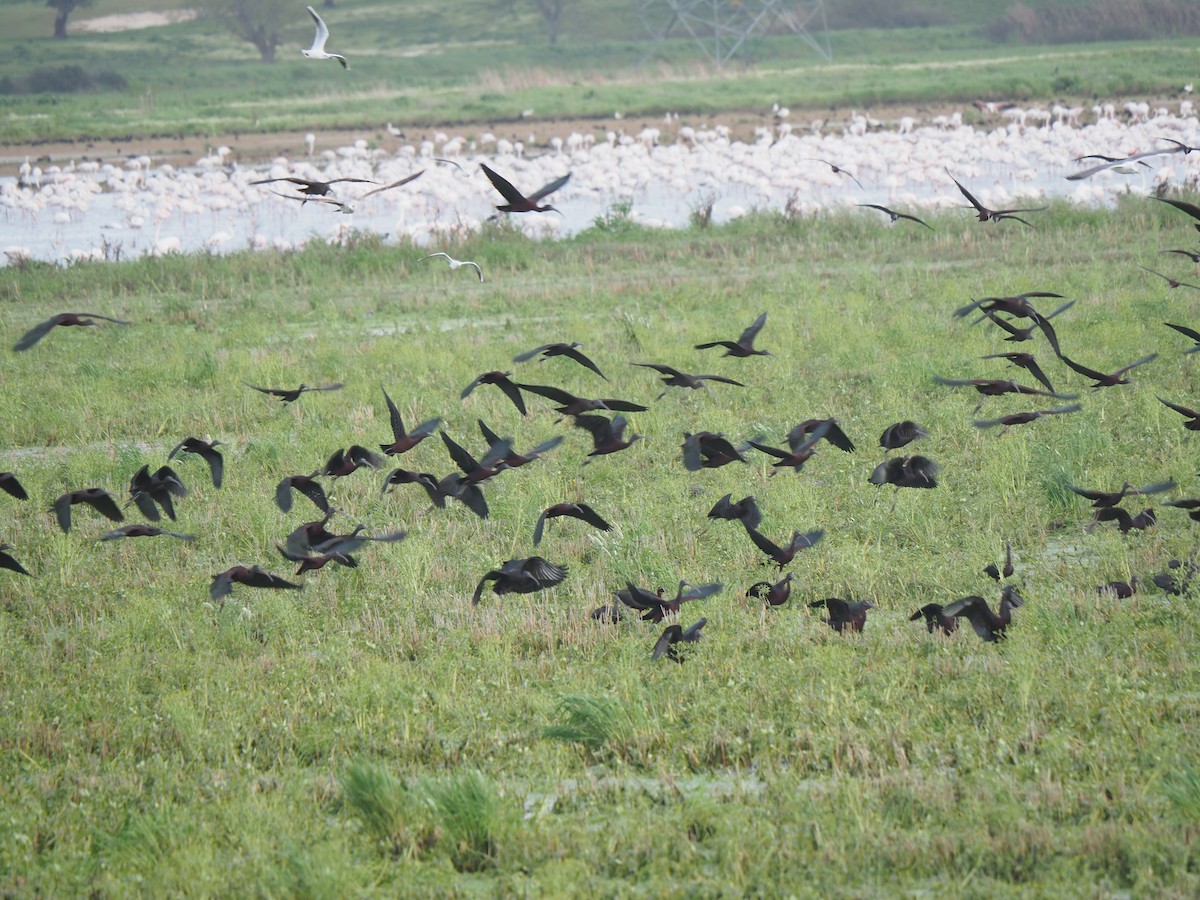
[1164,763,1200,821]
[422,772,501,872]
[544,694,637,754]
[95,805,186,877]
[340,761,409,847]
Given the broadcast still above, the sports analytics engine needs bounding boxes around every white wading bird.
[419,252,483,282]
[302,6,348,69]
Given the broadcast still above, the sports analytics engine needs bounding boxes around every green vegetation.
[2,201,1200,893]
[0,0,1196,143]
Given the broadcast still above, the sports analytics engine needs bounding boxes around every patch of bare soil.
[73,11,198,34]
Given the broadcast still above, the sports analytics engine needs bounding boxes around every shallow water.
[3,110,1197,266]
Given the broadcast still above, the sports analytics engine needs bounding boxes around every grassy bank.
[0,0,1197,144]
[1,201,1199,893]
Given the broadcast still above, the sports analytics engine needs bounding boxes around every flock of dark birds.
[4,142,1200,664]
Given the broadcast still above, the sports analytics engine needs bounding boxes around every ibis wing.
[85,491,125,523]
[381,387,406,442]
[743,525,784,562]
[570,503,611,531]
[1058,355,1107,382]
[562,346,607,379]
[441,432,481,475]
[480,163,528,206]
[652,625,683,660]
[1165,322,1200,343]
[356,172,423,200]
[528,172,571,204]
[13,316,61,351]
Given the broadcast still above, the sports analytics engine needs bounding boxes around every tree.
[204,0,292,63]
[47,0,93,39]
[533,0,565,45]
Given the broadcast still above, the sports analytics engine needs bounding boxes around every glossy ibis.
[1165,322,1200,353]
[934,376,1076,413]
[982,299,1075,346]
[707,494,763,529]
[857,204,933,229]
[788,418,855,453]
[380,467,442,505]
[478,420,562,469]
[247,383,344,404]
[277,544,357,575]
[14,312,131,352]
[440,431,511,485]
[632,363,744,400]
[533,502,611,546]
[210,565,303,606]
[1087,507,1157,534]
[99,524,195,542]
[942,586,1024,641]
[53,488,124,534]
[809,598,877,633]
[909,603,958,635]
[321,445,384,479]
[879,421,928,453]
[573,414,643,463]
[1164,498,1200,523]
[1158,396,1200,431]
[979,351,1057,393]
[810,158,864,189]
[1098,577,1140,599]
[275,472,331,515]
[168,437,224,488]
[513,342,606,379]
[946,170,1046,226]
[0,543,31,576]
[1140,265,1200,291]
[461,371,527,415]
[652,618,707,663]
[0,472,28,500]
[378,388,440,456]
[480,163,569,214]
[472,556,568,605]
[694,312,771,358]
[742,524,824,570]
[127,464,187,522]
[973,404,1082,433]
[617,580,722,623]
[1059,353,1157,388]
[869,455,938,492]
[1155,196,1200,231]
[748,573,795,607]
[517,382,646,418]
[983,541,1014,582]
[683,432,749,471]
[1067,480,1173,510]
[251,175,371,198]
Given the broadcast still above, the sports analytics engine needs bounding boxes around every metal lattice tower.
[637,0,830,68]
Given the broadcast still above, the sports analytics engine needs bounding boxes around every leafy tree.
[47,0,93,39]
[533,0,565,45]
[204,0,292,63]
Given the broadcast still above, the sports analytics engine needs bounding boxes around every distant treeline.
[0,64,126,96]
[986,0,1200,42]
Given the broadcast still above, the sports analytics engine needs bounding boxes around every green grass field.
[0,0,1197,143]
[2,200,1200,894]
